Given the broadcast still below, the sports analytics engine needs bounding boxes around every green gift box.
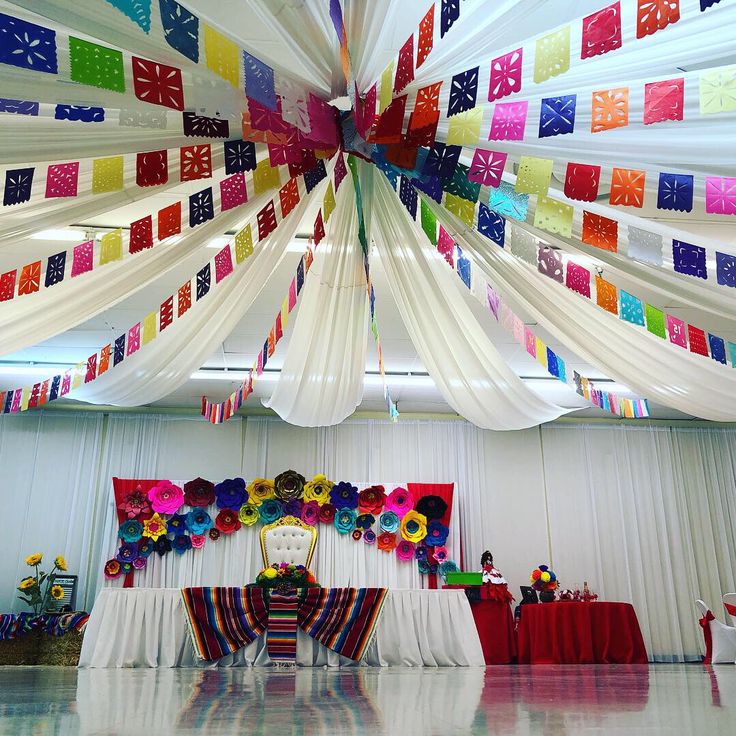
[445,572,483,585]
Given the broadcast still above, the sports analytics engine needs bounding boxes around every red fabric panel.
[408,483,454,590]
[700,610,715,664]
[517,602,648,664]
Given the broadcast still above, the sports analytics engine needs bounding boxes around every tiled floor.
[0,664,734,735]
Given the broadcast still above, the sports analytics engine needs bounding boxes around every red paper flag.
[394,35,415,93]
[415,82,442,114]
[180,144,212,182]
[581,2,622,58]
[354,83,377,138]
[314,209,325,245]
[370,95,407,144]
[417,5,434,67]
[85,354,98,383]
[279,178,300,218]
[178,281,192,316]
[130,215,153,253]
[643,77,684,125]
[157,202,181,240]
[131,56,185,111]
[688,324,709,356]
[160,296,174,331]
[564,163,601,202]
[257,201,278,241]
[0,269,17,301]
[582,211,618,252]
[28,383,40,409]
[275,311,283,341]
[385,142,419,170]
[636,0,679,39]
[136,150,168,187]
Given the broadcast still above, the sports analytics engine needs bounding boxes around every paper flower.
[358,485,386,515]
[247,478,275,505]
[137,539,154,558]
[395,539,415,561]
[303,474,334,505]
[120,561,133,575]
[25,553,43,566]
[117,486,151,518]
[418,559,431,574]
[116,543,138,564]
[238,504,260,526]
[132,557,147,570]
[119,519,143,543]
[148,480,184,514]
[214,478,247,510]
[155,537,172,556]
[104,559,122,579]
[183,477,216,507]
[352,529,363,541]
[433,545,448,563]
[274,469,306,501]
[215,508,242,534]
[415,544,428,561]
[334,507,357,534]
[415,494,448,520]
[283,498,303,517]
[54,555,67,571]
[364,529,376,545]
[142,513,168,541]
[379,511,399,533]
[400,510,427,543]
[190,534,206,549]
[258,498,283,524]
[301,500,320,526]
[330,481,359,509]
[355,513,375,530]
[172,534,192,555]
[186,508,213,535]
[425,520,449,547]
[439,560,459,581]
[208,528,221,541]
[318,503,337,524]
[385,487,414,516]
[377,532,397,552]
[167,513,187,535]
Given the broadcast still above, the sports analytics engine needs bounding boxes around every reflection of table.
[517,602,648,664]
[79,588,485,667]
[443,585,516,664]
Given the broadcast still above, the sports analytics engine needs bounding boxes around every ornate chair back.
[260,515,317,569]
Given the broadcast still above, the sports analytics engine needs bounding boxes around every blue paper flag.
[296,258,305,292]
[709,334,727,364]
[0,12,58,73]
[3,390,13,413]
[478,202,505,246]
[489,181,528,221]
[716,251,736,287]
[224,140,256,174]
[399,175,418,219]
[262,340,269,368]
[673,239,707,279]
[556,357,566,383]
[49,375,61,401]
[304,161,327,193]
[3,168,33,206]
[456,247,471,288]
[701,0,722,9]
[243,51,276,111]
[441,0,459,37]
[45,251,66,287]
[113,335,126,365]
[422,142,461,180]
[159,0,199,62]
[196,264,211,299]
[189,188,214,227]
[546,349,559,377]
[619,290,645,326]
[106,0,152,32]
[55,105,105,122]
[448,66,479,117]
[539,94,577,138]
[657,173,694,212]
[0,98,39,115]
[412,175,442,203]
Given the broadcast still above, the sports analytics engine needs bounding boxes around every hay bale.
[0,631,83,666]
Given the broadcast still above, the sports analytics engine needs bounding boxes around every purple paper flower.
[364,530,376,545]
[116,542,139,564]
[330,481,359,509]
[214,477,247,510]
[282,498,303,518]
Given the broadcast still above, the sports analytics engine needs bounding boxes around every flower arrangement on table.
[255,563,319,591]
[105,473,456,580]
[17,553,67,614]
[530,564,558,601]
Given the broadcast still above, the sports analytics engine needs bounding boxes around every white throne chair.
[259,515,317,569]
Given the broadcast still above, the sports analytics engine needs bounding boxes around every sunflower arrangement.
[17,553,68,614]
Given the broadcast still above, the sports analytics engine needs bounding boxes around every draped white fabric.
[263,169,368,426]
[78,587,484,667]
[373,174,568,430]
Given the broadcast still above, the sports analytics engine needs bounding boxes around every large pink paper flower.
[148,480,184,514]
[385,487,414,517]
[395,539,415,561]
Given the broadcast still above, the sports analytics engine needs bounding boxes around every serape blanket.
[181,586,268,660]
[0,611,89,641]
[266,590,299,665]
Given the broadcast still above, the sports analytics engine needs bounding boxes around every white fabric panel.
[431,198,736,421]
[78,587,484,667]
[263,171,368,425]
[373,174,568,430]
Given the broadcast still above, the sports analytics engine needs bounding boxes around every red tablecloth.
[443,585,516,664]
[517,602,648,664]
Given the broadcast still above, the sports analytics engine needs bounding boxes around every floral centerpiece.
[255,563,319,591]
[17,553,67,614]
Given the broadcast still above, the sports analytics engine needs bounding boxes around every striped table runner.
[266,590,299,666]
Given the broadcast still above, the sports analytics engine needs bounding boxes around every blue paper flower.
[137,539,154,558]
[119,519,143,543]
[415,545,428,561]
[425,520,449,547]
[116,542,139,563]
[330,481,359,509]
[186,508,213,535]
[379,511,399,533]
[167,513,187,535]
[418,559,431,574]
[355,513,375,530]
[215,478,247,510]
[172,534,192,555]
[259,498,283,524]
[334,508,357,534]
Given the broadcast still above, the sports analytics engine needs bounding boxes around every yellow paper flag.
[446,107,483,146]
[379,61,395,112]
[235,224,253,263]
[142,311,157,345]
[444,193,476,227]
[516,156,553,196]
[700,66,736,114]
[20,387,30,411]
[72,363,84,390]
[534,196,573,237]
[323,181,336,222]
[204,25,240,87]
[253,159,281,194]
[535,337,548,369]
[534,27,570,83]
[92,156,124,194]
[281,296,290,328]
[99,229,123,264]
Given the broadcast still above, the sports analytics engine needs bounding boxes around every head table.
[78,588,484,668]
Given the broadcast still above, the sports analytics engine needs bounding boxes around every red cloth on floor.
[517,602,648,664]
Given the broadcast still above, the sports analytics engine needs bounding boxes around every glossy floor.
[0,664,735,735]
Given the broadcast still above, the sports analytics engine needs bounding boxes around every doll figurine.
[480,550,513,603]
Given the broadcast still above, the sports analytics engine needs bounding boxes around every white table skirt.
[78,588,485,668]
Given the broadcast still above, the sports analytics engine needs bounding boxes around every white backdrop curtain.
[2,410,736,662]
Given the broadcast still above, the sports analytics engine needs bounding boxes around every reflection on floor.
[0,664,734,735]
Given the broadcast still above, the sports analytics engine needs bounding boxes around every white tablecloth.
[78,588,484,668]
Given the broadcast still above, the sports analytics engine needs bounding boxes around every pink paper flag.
[61,373,71,396]
[256,350,264,376]
[220,172,247,211]
[468,148,507,187]
[566,261,592,298]
[666,314,687,348]
[513,316,525,344]
[45,162,79,198]
[288,278,297,310]
[437,225,455,267]
[705,176,736,215]
[524,327,537,357]
[306,93,338,147]
[214,246,234,283]
[334,153,347,191]
[71,240,94,277]
[355,83,377,138]
[126,323,141,355]
[489,101,528,141]
[499,302,513,330]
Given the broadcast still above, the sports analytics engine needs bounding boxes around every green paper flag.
[729,342,736,368]
[645,304,666,339]
[69,37,126,92]
[421,200,437,245]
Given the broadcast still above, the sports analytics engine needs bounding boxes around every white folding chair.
[722,593,736,627]
[696,599,736,664]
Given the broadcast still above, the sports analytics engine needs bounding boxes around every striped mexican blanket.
[266,591,299,665]
[0,611,89,640]
[299,587,387,662]
[181,586,268,661]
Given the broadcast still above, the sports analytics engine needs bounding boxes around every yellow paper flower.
[19,577,36,590]
[263,567,278,579]
[50,585,64,600]
[400,510,427,543]
[238,503,259,526]
[54,556,68,571]
[25,553,43,566]
[247,478,275,505]
[303,474,334,505]
[142,513,168,541]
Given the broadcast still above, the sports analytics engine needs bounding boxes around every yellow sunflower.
[25,553,43,566]
[50,585,64,600]
[54,555,68,571]
[400,510,427,543]
[18,577,36,591]
[142,512,168,541]
[246,478,275,505]
[303,474,334,505]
